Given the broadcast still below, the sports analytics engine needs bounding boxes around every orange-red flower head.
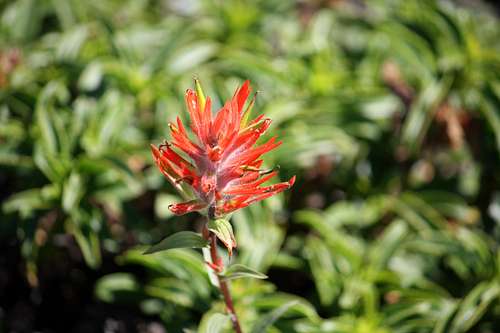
[151,80,295,218]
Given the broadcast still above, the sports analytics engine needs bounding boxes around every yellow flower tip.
[241,91,259,128]
[194,77,206,111]
[168,122,178,133]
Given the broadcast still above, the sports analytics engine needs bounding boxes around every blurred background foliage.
[1,0,499,332]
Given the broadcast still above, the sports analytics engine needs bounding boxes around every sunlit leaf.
[144,231,209,254]
[208,218,236,255]
[221,264,267,281]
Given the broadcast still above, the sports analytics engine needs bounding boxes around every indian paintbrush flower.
[151,79,295,220]
[151,79,294,333]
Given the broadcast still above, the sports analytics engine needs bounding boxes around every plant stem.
[209,233,243,333]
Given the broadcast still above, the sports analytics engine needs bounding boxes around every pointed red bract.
[151,80,295,217]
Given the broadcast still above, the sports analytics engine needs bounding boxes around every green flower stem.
[208,230,243,333]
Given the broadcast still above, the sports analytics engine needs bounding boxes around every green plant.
[1,0,499,332]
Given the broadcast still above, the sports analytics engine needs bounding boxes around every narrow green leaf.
[2,187,56,218]
[56,25,88,60]
[370,220,408,269]
[208,218,236,255]
[62,172,84,213]
[144,231,208,254]
[221,264,267,281]
[36,99,57,156]
[305,236,339,306]
[433,300,459,333]
[401,77,452,154]
[449,281,500,333]
[95,273,140,303]
[168,42,217,74]
[66,217,101,269]
[251,300,299,333]
[51,0,76,30]
[3,0,40,41]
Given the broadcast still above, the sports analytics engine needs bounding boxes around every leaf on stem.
[199,313,230,333]
[221,264,268,281]
[144,231,208,254]
[208,218,237,256]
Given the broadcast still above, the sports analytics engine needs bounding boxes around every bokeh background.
[1,0,500,332]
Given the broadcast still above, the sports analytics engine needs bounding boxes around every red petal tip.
[150,144,160,157]
[168,201,206,215]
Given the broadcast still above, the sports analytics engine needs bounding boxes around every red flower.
[151,80,295,218]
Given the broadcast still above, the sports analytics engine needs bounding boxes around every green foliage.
[1,0,499,332]
[199,313,230,333]
[144,231,209,254]
[221,264,268,281]
[208,218,237,254]
[250,300,300,333]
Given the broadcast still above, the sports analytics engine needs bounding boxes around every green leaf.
[433,300,459,333]
[401,77,452,154]
[449,281,500,333]
[208,218,236,255]
[221,264,267,281]
[305,235,340,306]
[251,300,299,333]
[62,172,84,213]
[168,42,217,74]
[66,217,102,269]
[252,294,319,321]
[144,231,209,254]
[78,61,103,91]
[51,0,76,30]
[370,220,408,269]
[145,278,196,308]
[95,273,141,303]
[2,0,40,41]
[201,313,230,333]
[35,99,57,156]
[56,25,88,60]
[2,185,58,218]
[119,248,211,302]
